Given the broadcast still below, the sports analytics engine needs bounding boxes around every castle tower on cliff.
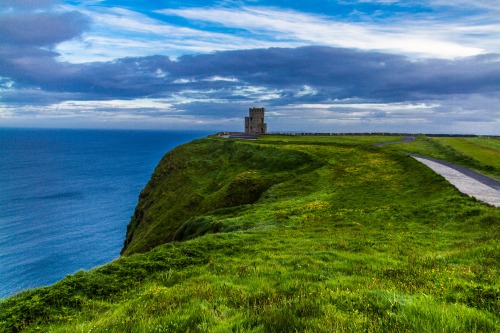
[244,107,267,134]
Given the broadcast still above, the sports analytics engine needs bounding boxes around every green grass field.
[382,136,500,180]
[261,135,404,145]
[1,135,498,332]
[434,137,500,169]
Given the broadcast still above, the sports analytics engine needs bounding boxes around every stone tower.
[244,107,267,134]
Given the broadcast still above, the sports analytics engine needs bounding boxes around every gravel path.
[411,155,500,207]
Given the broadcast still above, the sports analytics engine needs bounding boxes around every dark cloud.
[0,11,89,47]
[1,45,499,115]
[170,47,500,100]
[0,0,89,95]
[173,102,249,118]
[0,88,91,106]
[0,0,58,10]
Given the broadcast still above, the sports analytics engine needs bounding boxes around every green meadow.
[434,137,500,170]
[384,136,500,180]
[1,135,498,332]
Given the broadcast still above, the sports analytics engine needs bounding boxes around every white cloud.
[53,99,178,111]
[295,85,318,97]
[428,0,500,11]
[231,86,282,101]
[53,3,500,63]
[283,102,437,111]
[173,78,196,84]
[159,6,490,58]
[0,77,14,91]
[55,6,300,63]
[266,95,500,134]
[203,76,239,82]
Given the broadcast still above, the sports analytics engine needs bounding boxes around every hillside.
[121,138,318,255]
[384,136,500,181]
[1,135,499,332]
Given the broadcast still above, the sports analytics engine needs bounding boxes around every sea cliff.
[121,138,315,255]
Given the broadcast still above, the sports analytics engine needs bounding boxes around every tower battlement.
[249,107,265,114]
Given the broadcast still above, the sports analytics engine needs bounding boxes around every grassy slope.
[434,137,500,169]
[383,136,500,180]
[1,136,498,332]
[122,138,318,255]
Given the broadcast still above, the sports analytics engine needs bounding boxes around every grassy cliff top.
[1,135,499,332]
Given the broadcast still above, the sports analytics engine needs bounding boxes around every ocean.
[0,128,211,298]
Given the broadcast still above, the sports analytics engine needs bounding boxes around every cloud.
[0,1,90,93]
[0,1,498,133]
[0,45,497,131]
[50,1,500,64]
[428,0,500,12]
[0,0,58,10]
[2,46,499,104]
[158,6,487,59]
[169,47,500,101]
[0,11,89,47]
[54,6,292,63]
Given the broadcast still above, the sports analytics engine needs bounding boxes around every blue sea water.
[0,128,211,298]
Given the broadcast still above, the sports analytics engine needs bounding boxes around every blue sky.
[0,0,499,133]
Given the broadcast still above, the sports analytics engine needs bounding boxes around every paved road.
[412,156,500,207]
[372,137,500,207]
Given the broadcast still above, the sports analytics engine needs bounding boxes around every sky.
[0,0,499,133]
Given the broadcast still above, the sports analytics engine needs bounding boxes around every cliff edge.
[121,137,315,255]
